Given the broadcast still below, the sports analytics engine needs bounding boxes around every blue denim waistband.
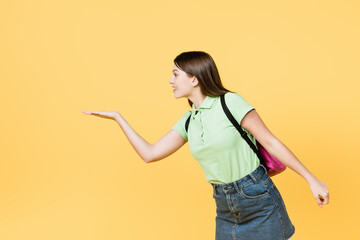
[211,164,268,193]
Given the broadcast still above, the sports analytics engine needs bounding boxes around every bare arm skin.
[240,109,329,208]
[82,111,187,163]
[84,109,329,207]
[114,114,153,163]
[114,114,187,163]
[149,129,187,163]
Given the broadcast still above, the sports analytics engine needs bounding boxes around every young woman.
[82,51,329,240]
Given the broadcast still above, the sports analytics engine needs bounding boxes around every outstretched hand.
[309,178,329,208]
[82,110,120,120]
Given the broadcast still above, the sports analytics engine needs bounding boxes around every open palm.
[82,110,120,120]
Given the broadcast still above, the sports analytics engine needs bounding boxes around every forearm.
[114,114,153,163]
[267,139,318,184]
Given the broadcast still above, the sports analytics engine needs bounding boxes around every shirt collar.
[192,95,218,111]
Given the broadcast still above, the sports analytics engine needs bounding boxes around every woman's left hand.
[309,179,329,208]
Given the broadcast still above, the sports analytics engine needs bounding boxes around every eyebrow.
[172,69,179,72]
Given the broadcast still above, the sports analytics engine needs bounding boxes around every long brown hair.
[173,51,233,108]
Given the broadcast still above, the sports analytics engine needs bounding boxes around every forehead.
[172,65,180,72]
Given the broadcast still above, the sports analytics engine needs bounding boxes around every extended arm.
[115,115,187,163]
[115,115,153,162]
[83,110,187,163]
[240,109,329,208]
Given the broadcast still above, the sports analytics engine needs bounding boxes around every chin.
[173,92,180,98]
[173,91,186,99]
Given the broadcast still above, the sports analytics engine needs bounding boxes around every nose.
[169,76,174,84]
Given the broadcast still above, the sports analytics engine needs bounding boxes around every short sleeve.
[225,92,255,126]
[172,110,192,141]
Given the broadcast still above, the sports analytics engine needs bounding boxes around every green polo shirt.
[172,92,260,184]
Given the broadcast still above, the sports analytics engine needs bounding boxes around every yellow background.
[1,0,358,239]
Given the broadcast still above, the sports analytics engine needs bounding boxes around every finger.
[82,111,100,115]
[318,194,330,207]
[91,112,103,115]
[320,193,329,205]
[82,111,102,116]
[315,196,323,208]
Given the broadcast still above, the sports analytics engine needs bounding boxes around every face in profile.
[169,65,197,98]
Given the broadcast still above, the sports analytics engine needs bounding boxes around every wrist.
[115,114,122,122]
[305,173,319,185]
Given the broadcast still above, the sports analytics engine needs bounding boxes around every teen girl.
[82,51,329,240]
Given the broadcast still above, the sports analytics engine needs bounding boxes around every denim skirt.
[211,164,295,240]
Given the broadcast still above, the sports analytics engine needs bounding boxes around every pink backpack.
[256,141,287,176]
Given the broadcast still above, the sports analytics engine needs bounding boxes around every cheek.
[179,78,192,89]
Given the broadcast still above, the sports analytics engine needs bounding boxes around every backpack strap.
[220,94,268,170]
[185,112,192,133]
[183,94,268,171]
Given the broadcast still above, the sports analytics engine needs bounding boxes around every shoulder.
[224,91,248,104]
[176,110,192,123]
[172,110,192,141]
[222,91,255,122]
[183,110,192,118]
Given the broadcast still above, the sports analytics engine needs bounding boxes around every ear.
[191,76,199,87]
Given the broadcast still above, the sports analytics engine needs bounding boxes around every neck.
[188,90,207,109]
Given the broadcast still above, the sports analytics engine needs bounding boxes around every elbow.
[143,156,153,163]
[143,146,155,163]
[141,144,154,163]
